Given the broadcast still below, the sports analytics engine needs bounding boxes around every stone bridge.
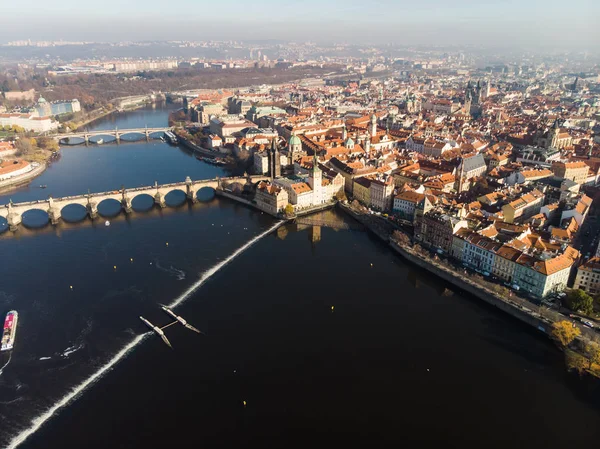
[53,127,174,144]
[0,175,269,231]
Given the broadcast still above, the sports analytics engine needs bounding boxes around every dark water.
[1,108,599,448]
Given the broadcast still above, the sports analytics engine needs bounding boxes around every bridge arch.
[117,132,147,142]
[97,198,123,217]
[21,209,50,228]
[131,193,155,212]
[164,189,188,207]
[60,203,88,222]
[88,134,118,144]
[0,216,8,234]
[196,186,216,202]
[59,137,86,146]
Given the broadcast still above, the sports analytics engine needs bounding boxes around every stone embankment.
[337,203,598,345]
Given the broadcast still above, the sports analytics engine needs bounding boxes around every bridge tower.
[47,196,61,225]
[185,176,198,203]
[153,181,166,208]
[6,201,22,231]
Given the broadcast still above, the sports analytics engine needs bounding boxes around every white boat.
[105,220,110,227]
[97,138,104,145]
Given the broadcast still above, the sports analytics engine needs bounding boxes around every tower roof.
[289,134,301,146]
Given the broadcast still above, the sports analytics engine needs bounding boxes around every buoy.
[243,400,247,407]
[130,258,133,262]
[166,242,169,247]
[113,265,117,270]
[370,263,373,267]
[331,305,335,311]
[70,286,73,290]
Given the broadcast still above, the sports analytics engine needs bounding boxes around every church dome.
[289,134,301,146]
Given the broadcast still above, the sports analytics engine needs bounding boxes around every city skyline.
[1,0,599,50]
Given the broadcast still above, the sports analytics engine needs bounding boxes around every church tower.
[270,138,281,179]
[288,134,302,167]
[370,113,377,138]
[464,90,472,115]
[365,134,371,156]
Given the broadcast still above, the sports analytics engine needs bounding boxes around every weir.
[5,220,285,449]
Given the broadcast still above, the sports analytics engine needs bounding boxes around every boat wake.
[154,260,186,281]
[39,357,52,361]
[6,220,284,449]
[0,353,11,377]
[61,344,84,358]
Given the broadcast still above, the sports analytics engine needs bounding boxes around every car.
[582,320,595,329]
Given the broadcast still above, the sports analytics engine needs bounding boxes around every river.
[0,105,599,448]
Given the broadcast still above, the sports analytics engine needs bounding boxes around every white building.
[254,151,269,175]
[0,113,58,133]
[393,191,425,218]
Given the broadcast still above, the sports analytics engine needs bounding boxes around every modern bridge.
[53,127,174,144]
[0,175,270,231]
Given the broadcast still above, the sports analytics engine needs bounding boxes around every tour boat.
[1,311,18,352]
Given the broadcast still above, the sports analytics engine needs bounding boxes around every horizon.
[2,0,600,51]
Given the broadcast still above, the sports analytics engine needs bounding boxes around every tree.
[284,204,294,217]
[15,138,35,156]
[37,137,59,152]
[392,230,411,245]
[585,343,600,370]
[551,320,580,348]
[565,289,594,315]
[566,351,588,375]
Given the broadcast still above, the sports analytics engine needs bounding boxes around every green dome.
[289,135,301,146]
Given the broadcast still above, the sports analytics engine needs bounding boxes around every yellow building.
[352,177,371,207]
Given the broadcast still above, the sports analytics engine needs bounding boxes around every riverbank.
[0,162,47,195]
[337,202,600,369]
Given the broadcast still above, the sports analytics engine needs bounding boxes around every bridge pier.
[115,132,121,144]
[87,201,98,219]
[122,198,133,213]
[121,189,133,213]
[48,208,61,225]
[84,134,89,145]
[154,192,166,208]
[47,197,61,225]
[185,176,198,203]
[7,212,22,231]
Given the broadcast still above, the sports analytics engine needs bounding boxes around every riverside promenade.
[337,202,598,345]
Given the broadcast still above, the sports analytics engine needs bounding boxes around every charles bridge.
[0,175,270,231]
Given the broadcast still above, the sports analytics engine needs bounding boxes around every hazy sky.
[2,0,599,49]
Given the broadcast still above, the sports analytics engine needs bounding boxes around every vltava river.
[1,105,599,449]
